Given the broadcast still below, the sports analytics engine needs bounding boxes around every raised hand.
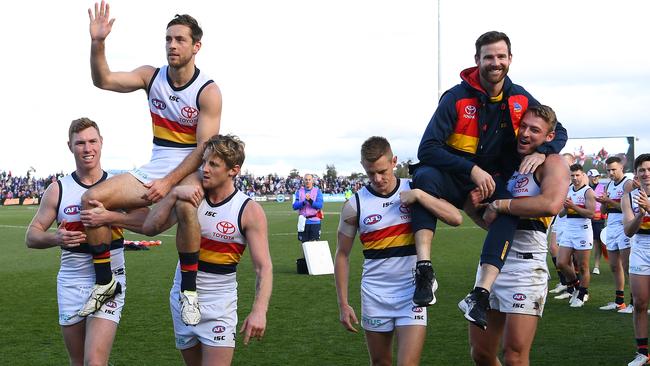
[88,1,115,41]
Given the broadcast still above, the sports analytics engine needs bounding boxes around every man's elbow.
[442,212,463,227]
[544,201,565,217]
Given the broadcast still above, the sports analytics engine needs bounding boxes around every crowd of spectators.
[0,170,64,204]
[1,170,366,205]
[235,173,365,196]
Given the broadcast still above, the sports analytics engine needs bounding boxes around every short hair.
[475,31,511,57]
[203,134,245,169]
[605,156,622,165]
[524,105,557,132]
[68,117,100,142]
[361,136,393,163]
[167,14,203,43]
[634,153,650,171]
[570,163,584,172]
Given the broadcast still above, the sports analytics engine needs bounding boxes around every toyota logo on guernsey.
[363,214,382,225]
[212,325,226,333]
[464,105,477,115]
[151,98,167,110]
[515,177,529,189]
[63,205,81,215]
[399,204,410,214]
[181,106,198,119]
[216,221,236,235]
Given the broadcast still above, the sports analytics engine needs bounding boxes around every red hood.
[459,66,485,94]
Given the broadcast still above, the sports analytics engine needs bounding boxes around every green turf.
[0,203,637,365]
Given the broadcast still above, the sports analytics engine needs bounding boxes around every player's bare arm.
[623,191,644,237]
[140,188,184,236]
[490,154,568,219]
[334,200,360,333]
[239,201,272,345]
[569,188,596,219]
[144,83,222,202]
[26,183,85,249]
[88,1,155,92]
[399,188,462,226]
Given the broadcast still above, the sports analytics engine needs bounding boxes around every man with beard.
[409,31,567,330]
[78,1,222,325]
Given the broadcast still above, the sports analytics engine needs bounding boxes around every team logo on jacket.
[63,205,81,215]
[216,221,236,235]
[363,214,382,225]
[212,325,226,333]
[512,293,526,301]
[513,102,522,113]
[151,98,167,110]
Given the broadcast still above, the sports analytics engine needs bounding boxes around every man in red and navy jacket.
[409,31,568,330]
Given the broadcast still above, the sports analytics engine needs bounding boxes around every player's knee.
[634,300,649,313]
[84,354,107,366]
[175,198,197,218]
[503,347,527,366]
[369,356,391,366]
[80,188,100,209]
[470,344,494,365]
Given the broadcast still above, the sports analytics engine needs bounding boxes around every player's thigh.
[502,314,538,355]
[61,321,86,366]
[557,246,574,267]
[84,173,150,210]
[199,344,234,366]
[365,330,394,366]
[412,165,467,208]
[395,325,426,366]
[469,310,504,363]
[631,274,650,306]
[83,317,118,365]
[179,343,202,366]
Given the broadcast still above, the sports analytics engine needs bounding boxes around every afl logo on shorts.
[515,177,529,189]
[216,221,236,235]
[63,205,81,215]
[363,214,382,225]
[105,300,117,309]
[151,98,167,110]
[399,204,410,214]
[512,293,526,301]
[212,326,226,333]
[412,306,423,313]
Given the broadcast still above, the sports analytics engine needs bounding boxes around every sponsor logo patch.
[363,214,382,225]
[63,205,81,215]
[513,293,526,301]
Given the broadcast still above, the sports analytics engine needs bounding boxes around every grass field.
[0,202,638,365]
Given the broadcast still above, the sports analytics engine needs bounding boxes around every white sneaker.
[600,302,625,311]
[78,276,122,317]
[570,298,585,307]
[592,267,600,275]
[619,305,634,314]
[549,283,567,294]
[180,290,201,325]
[554,292,572,300]
[569,290,580,305]
[628,352,649,366]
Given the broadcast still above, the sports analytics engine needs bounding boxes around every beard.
[479,64,509,85]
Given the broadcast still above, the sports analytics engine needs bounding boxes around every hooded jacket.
[417,66,568,176]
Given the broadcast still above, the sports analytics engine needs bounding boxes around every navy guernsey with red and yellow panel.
[417,66,568,177]
[196,189,251,274]
[354,178,417,295]
[147,65,214,148]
